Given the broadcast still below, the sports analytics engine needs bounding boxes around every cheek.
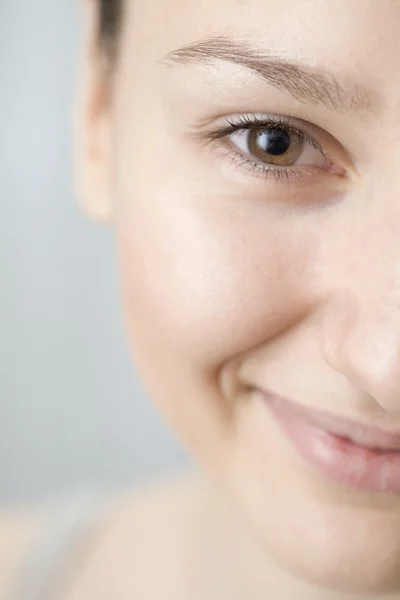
[115,176,315,373]
[113,156,320,470]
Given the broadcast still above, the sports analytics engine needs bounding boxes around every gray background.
[0,1,189,507]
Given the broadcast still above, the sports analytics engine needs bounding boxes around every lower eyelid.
[216,144,324,184]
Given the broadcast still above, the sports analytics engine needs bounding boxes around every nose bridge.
[321,196,400,413]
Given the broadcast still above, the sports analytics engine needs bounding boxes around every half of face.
[76,0,400,594]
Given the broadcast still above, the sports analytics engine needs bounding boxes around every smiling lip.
[255,389,400,494]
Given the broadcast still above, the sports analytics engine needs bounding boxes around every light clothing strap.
[10,491,107,600]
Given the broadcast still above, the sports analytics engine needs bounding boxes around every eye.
[229,124,329,170]
[203,114,345,183]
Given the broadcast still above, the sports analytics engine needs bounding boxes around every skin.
[76,0,400,597]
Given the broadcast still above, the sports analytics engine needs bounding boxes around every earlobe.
[74,0,114,224]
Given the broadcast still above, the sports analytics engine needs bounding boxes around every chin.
[222,451,400,596]
[274,504,400,594]
[206,389,400,595]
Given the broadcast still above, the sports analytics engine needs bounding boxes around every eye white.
[228,129,252,154]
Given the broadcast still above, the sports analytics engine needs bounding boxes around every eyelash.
[206,113,329,183]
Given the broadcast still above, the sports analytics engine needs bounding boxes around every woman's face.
[80,0,400,593]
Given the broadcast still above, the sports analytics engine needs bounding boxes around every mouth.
[254,389,400,495]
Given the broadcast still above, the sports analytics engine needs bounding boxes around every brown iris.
[248,127,304,166]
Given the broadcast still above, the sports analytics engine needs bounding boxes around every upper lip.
[257,388,400,451]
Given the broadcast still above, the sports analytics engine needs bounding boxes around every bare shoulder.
[67,470,208,600]
[0,504,47,599]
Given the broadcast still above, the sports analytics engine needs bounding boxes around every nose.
[321,292,400,413]
[320,220,400,414]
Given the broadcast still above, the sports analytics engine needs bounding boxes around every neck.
[197,474,400,600]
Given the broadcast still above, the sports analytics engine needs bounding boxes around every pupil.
[259,129,291,156]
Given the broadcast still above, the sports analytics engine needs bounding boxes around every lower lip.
[259,393,400,495]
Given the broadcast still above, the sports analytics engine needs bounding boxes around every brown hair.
[99,0,123,62]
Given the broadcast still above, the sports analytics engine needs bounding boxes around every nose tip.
[321,295,400,414]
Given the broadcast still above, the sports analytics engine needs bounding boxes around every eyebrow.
[161,35,372,115]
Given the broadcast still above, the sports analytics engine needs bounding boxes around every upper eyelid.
[230,114,320,139]
[208,112,317,133]
[228,119,323,152]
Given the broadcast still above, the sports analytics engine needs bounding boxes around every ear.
[74,0,114,223]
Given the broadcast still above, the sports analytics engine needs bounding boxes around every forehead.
[127,0,400,94]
